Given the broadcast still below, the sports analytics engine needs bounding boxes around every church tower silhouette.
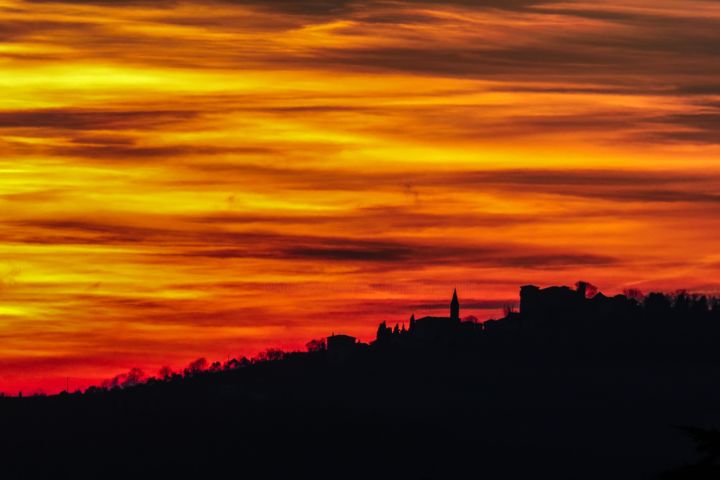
[451,289,460,321]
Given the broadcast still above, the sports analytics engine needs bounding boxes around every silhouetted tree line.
[78,348,294,396]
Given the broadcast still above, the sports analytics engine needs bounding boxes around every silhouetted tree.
[122,368,145,388]
[184,358,208,377]
[158,365,175,380]
[711,298,720,318]
[645,292,672,320]
[224,358,241,370]
[674,290,691,319]
[101,367,146,389]
[576,281,598,298]
[255,349,285,362]
[623,288,644,301]
[376,321,392,342]
[691,295,709,320]
[306,338,327,352]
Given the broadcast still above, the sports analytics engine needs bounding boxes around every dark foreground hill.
[3,283,720,479]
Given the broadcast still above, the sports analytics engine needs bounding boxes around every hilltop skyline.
[7,280,720,396]
[1,0,720,393]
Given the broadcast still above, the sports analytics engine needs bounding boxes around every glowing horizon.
[1,0,720,394]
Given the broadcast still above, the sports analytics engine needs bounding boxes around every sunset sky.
[1,0,720,394]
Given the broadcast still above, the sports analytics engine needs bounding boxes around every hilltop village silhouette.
[324,282,720,362]
[3,281,720,479]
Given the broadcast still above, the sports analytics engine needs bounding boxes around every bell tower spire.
[450,289,460,321]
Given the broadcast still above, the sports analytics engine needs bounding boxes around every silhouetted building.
[519,284,585,329]
[387,290,463,343]
[327,334,357,363]
[451,289,460,321]
[519,285,541,318]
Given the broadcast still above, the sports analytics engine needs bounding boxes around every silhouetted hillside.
[3,282,720,479]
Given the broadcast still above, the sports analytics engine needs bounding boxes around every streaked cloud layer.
[1,0,719,393]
